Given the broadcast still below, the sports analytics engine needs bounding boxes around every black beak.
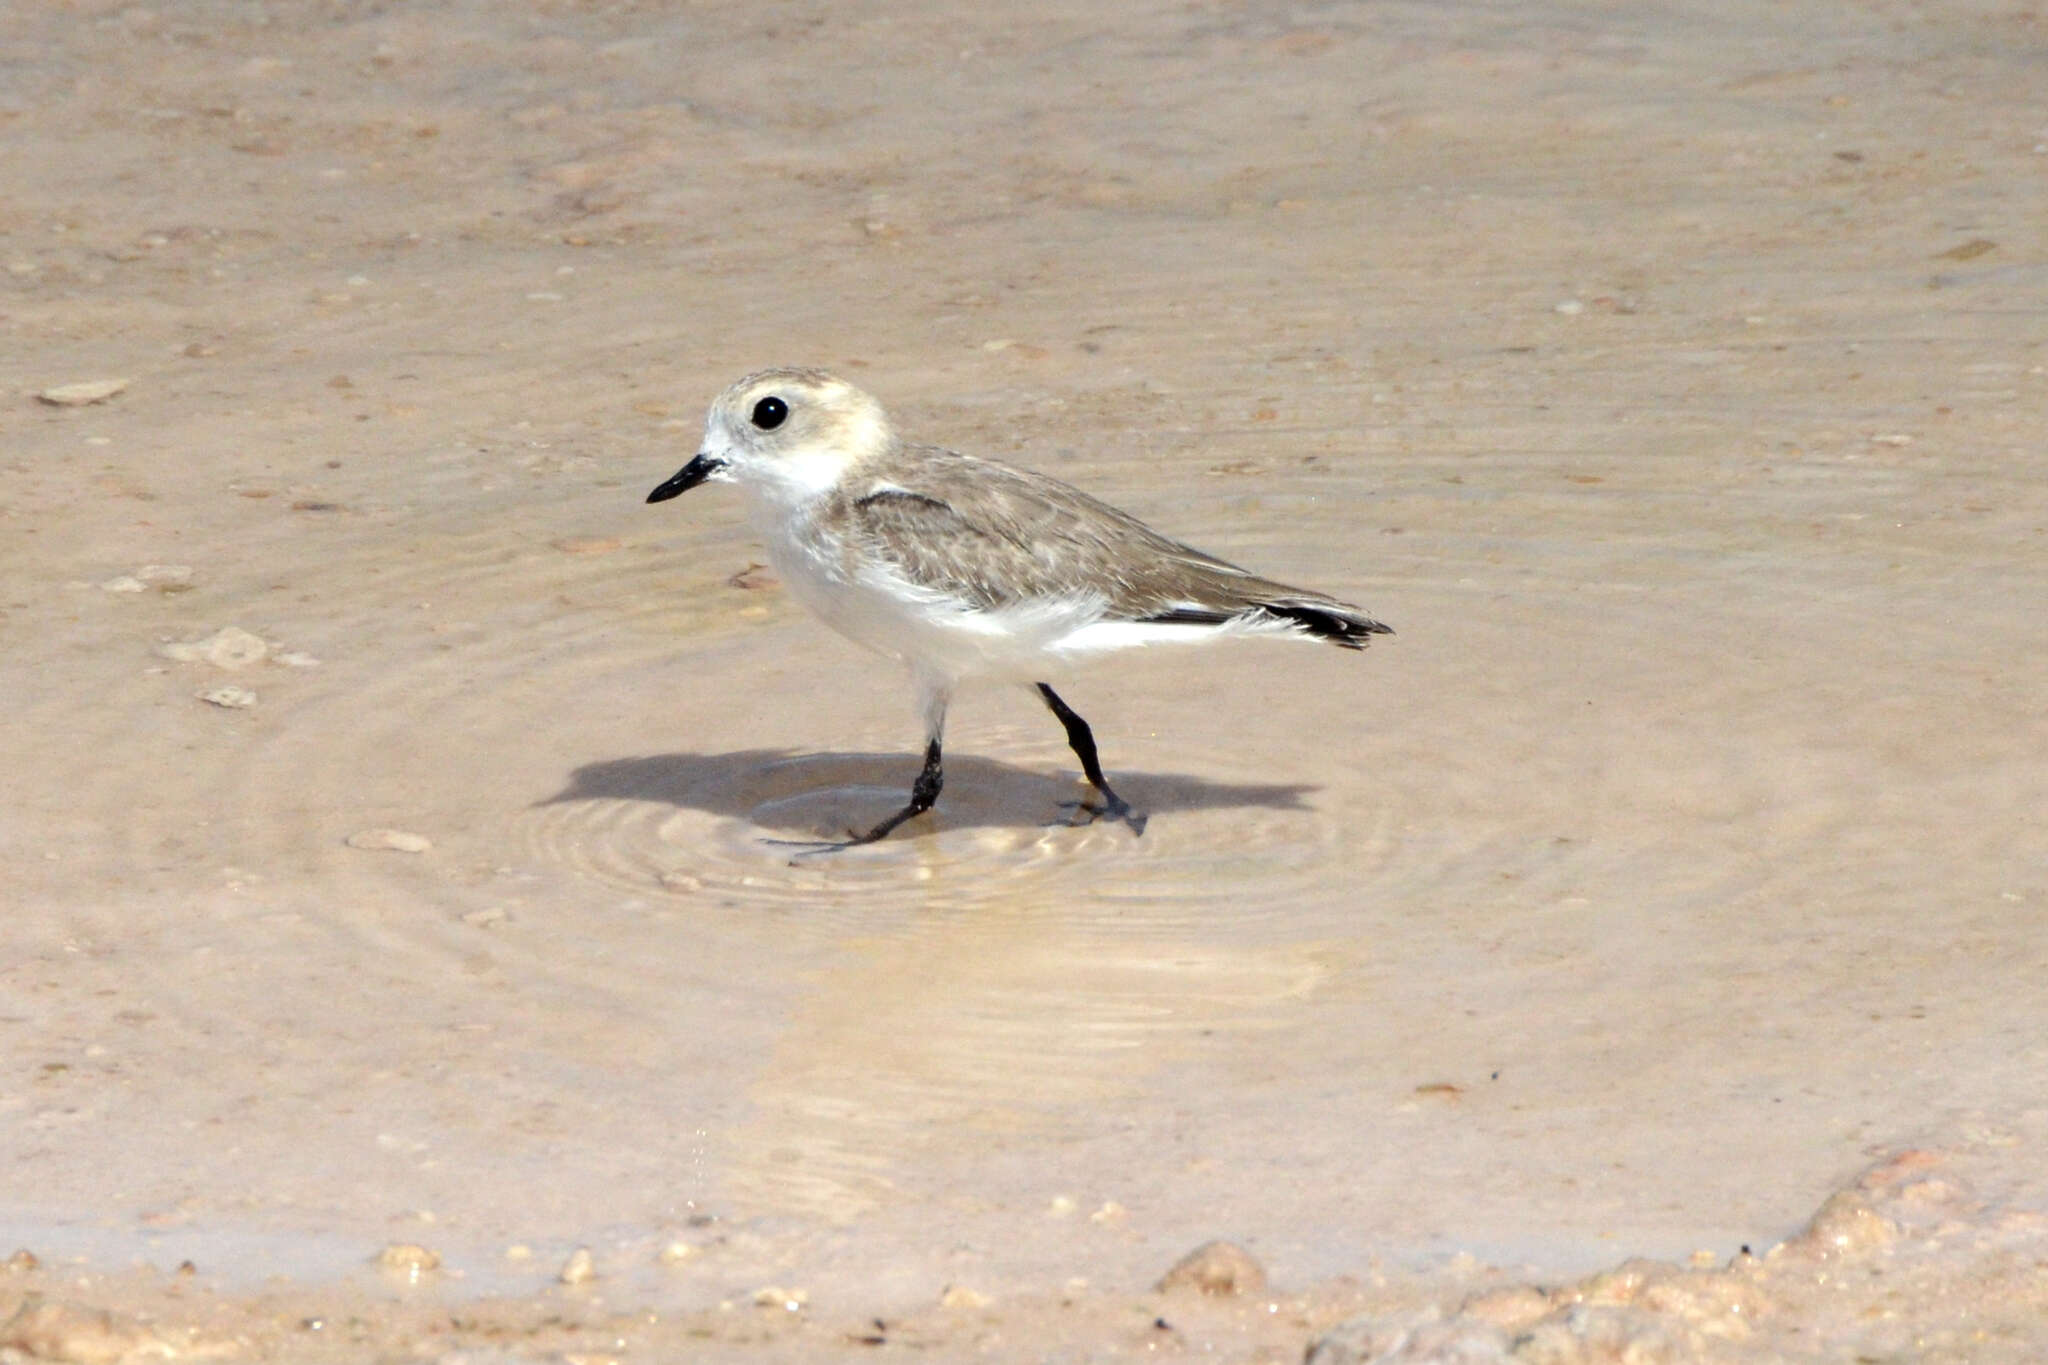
[646,453,726,504]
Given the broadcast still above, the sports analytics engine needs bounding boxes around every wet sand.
[4,0,2047,1359]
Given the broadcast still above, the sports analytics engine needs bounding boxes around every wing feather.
[832,446,1388,644]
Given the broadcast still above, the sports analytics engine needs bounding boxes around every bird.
[646,367,1390,849]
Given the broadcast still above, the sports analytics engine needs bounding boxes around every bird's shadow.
[538,748,1316,832]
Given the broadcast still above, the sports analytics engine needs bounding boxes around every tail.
[1141,599,1393,650]
[1255,599,1394,650]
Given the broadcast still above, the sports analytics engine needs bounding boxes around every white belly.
[749,493,1283,687]
[756,510,1107,686]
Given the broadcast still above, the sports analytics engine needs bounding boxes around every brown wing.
[836,445,1391,644]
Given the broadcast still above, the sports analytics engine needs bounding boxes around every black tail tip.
[1263,602,1394,648]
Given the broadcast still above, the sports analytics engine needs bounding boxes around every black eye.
[750,396,788,430]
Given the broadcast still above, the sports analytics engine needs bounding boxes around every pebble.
[1155,1240,1268,1297]
[158,625,268,669]
[658,869,704,893]
[1306,1312,1508,1365]
[99,576,147,593]
[374,1243,441,1283]
[347,828,432,853]
[938,1284,991,1310]
[1458,1285,1551,1330]
[4,1249,38,1273]
[751,1285,808,1311]
[1778,1189,1899,1259]
[1936,237,1996,261]
[197,685,257,709]
[0,1298,168,1365]
[656,1240,697,1265]
[558,1246,596,1285]
[551,536,620,555]
[36,378,130,406]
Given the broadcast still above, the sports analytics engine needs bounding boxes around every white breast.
[751,502,1118,687]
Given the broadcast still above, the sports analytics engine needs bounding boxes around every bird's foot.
[763,806,932,858]
[1049,793,1148,836]
[762,831,869,858]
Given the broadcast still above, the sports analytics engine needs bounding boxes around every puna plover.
[647,368,1391,849]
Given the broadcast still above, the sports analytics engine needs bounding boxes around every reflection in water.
[525,747,1352,1221]
[723,896,1334,1222]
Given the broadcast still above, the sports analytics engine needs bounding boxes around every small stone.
[374,1243,441,1282]
[1553,298,1585,315]
[1307,1312,1509,1365]
[197,685,257,709]
[346,828,431,853]
[1780,1189,1899,1260]
[136,564,192,584]
[0,1297,167,1365]
[1935,237,1996,261]
[99,576,148,593]
[504,1244,534,1261]
[751,1285,807,1311]
[656,1240,697,1265]
[658,869,704,893]
[1460,1285,1551,1330]
[1046,1195,1077,1218]
[203,627,268,668]
[158,625,268,669]
[1088,1200,1127,1225]
[1572,1259,1659,1305]
[3,1249,38,1273]
[1155,1240,1267,1297]
[275,651,321,668]
[938,1284,990,1310]
[558,1246,596,1284]
[37,378,130,406]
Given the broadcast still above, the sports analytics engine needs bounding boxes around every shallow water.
[3,0,2047,1353]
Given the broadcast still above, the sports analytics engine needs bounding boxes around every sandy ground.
[5,0,2048,1360]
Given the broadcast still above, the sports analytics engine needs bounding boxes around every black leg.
[846,738,944,844]
[768,738,944,855]
[1035,683,1147,835]
[767,678,952,855]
